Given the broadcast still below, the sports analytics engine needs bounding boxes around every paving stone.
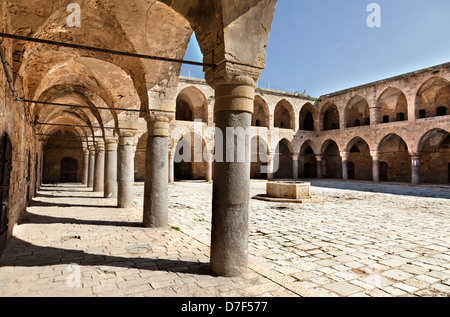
[323,282,363,297]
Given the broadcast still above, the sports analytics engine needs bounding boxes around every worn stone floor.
[0,180,449,297]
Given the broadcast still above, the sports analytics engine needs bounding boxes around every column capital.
[105,137,119,151]
[118,134,135,147]
[145,112,170,137]
[410,153,420,160]
[340,151,349,161]
[370,151,380,161]
[96,141,105,152]
[206,68,256,114]
[315,154,323,161]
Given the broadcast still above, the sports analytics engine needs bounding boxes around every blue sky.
[181,1,450,97]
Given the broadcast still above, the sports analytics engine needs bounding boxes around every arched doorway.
[378,134,411,182]
[377,88,408,124]
[416,77,450,119]
[299,103,316,131]
[321,103,340,131]
[60,157,78,182]
[252,96,270,128]
[299,141,317,178]
[274,100,294,130]
[345,96,370,128]
[322,140,342,178]
[418,129,450,184]
[273,139,293,179]
[174,133,207,181]
[0,133,13,256]
[346,137,373,181]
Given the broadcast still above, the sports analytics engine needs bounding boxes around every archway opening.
[299,142,317,178]
[273,139,293,179]
[416,77,450,120]
[377,88,408,124]
[174,133,207,181]
[347,138,372,181]
[419,129,450,184]
[322,104,340,131]
[322,140,342,178]
[299,103,316,131]
[252,96,270,128]
[346,96,370,128]
[274,100,294,130]
[378,134,411,182]
[43,131,83,184]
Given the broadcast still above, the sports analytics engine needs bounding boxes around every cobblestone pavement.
[0,180,449,297]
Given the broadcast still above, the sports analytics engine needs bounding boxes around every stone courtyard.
[0,180,449,297]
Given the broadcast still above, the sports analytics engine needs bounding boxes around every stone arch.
[418,129,450,184]
[345,96,370,128]
[321,139,342,179]
[299,140,317,178]
[252,96,270,128]
[274,100,295,130]
[173,132,208,181]
[415,76,450,119]
[320,102,340,131]
[345,137,372,181]
[273,139,293,179]
[377,87,408,124]
[176,87,208,122]
[43,130,84,184]
[299,103,317,131]
[377,134,411,182]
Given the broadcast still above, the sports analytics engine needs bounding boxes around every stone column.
[82,150,89,185]
[267,151,275,180]
[292,154,299,179]
[93,142,105,193]
[87,147,96,188]
[205,151,213,182]
[143,114,170,228]
[316,155,323,179]
[104,138,118,198]
[411,154,420,185]
[168,151,175,184]
[341,152,349,181]
[371,151,380,182]
[117,133,135,208]
[209,75,255,277]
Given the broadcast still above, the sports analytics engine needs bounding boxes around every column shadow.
[0,237,211,276]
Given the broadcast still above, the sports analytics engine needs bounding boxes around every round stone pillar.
[87,147,96,188]
[411,154,420,185]
[117,134,135,208]
[104,139,118,198]
[371,152,380,182]
[210,75,255,277]
[292,154,299,179]
[316,155,323,179]
[93,142,105,193]
[341,152,349,181]
[143,115,170,228]
[168,151,175,184]
[82,150,89,185]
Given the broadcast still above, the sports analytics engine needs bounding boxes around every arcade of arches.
[0,1,449,280]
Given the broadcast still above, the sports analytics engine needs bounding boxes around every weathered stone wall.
[0,5,38,239]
